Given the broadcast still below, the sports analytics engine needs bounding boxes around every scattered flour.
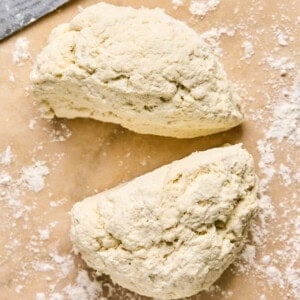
[266,56,295,75]
[235,75,300,299]
[34,262,55,272]
[200,27,235,56]
[2,2,299,299]
[172,0,184,8]
[279,164,292,186]
[0,171,12,185]
[49,198,68,207]
[21,161,49,193]
[49,252,74,277]
[15,285,23,293]
[241,245,256,263]
[29,119,37,130]
[241,40,254,60]
[189,0,221,16]
[36,293,46,300]
[265,266,284,288]
[63,271,103,300]
[0,146,13,165]
[265,78,299,143]
[9,72,15,82]
[277,31,288,46]
[38,228,50,241]
[12,37,30,65]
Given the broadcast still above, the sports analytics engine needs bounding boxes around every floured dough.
[31,3,244,138]
[71,144,258,299]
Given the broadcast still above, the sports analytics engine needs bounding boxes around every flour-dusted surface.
[12,37,30,65]
[189,0,221,16]
[31,2,244,138]
[71,145,257,299]
[0,0,299,299]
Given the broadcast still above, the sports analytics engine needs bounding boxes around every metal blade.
[0,0,69,41]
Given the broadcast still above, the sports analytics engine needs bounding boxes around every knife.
[0,0,69,41]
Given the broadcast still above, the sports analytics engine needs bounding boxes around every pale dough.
[71,144,258,299]
[31,2,244,138]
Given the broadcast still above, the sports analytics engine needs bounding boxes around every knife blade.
[0,0,69,41]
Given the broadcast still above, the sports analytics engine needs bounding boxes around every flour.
[36,293,46,300]
[29,119,37,130]
[235,75,300,299]
[1,1,299,299]
[265,266,284,288]
[286,267,300,298]
[0,146,12,165]
[49,198,68,207]
[49,293,64,300]
[38,228,50,241]
[189,0,221,16]
[34,262,55,272]
[9,72,15,82]
[63,270,104,300]
[49,252,74,277]
[0,171,11,185]
[172,0,184,8]
[279,164,292,186]
[12,37,30,65]
[266,56,295,75]
[240,245,256,265]
[21,161,49,193]
[241,40,254,60]
[265,78,299,143]
[200,27,235,57]
[277,31,288,46]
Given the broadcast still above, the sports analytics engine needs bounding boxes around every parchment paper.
[0,0,299,299]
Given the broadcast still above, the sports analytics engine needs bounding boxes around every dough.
[31,3,244,138]
[71,144,258,299]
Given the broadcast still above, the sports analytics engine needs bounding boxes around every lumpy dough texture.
[31,3,244,138]
[71,144,258,299]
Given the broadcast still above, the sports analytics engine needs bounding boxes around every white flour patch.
[241,40,254,60]
[0,171,12,185]
[63,271,103,300]
[0,146,13,165]
[200,27,235,56]
[265,79,299,144]
[9,71,15,82]
[12,37,30,65]
[266,56,295,75]
[29,119,37,130]
[34,262,55,272]
[189,0,221,16]
[36,293,46,300]
[279,164,292,186]
[234,76,300,298]
[277,31,288,46]
[21,161,49,193]
[38,228,50,241]
[49,252,74,277]
[172,0,184,8]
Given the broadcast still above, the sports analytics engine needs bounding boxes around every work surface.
[0,0,299,299]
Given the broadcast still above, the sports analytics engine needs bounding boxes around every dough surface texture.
[71,144,258,299]
[31,3,244,138]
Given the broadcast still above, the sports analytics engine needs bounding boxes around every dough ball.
[71,144,258,299]
[31,3,244,138]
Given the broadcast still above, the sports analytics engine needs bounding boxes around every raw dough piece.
[71,144,258,299]
[31,3,244,138]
